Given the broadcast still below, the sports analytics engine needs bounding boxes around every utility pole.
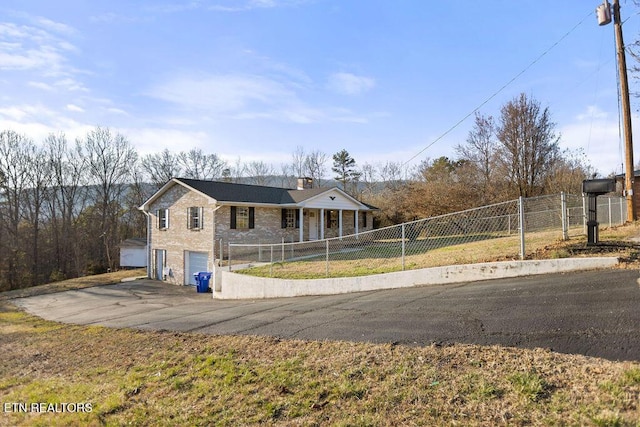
[599,0,636,221]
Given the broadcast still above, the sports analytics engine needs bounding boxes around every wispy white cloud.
[125,127,211,154]
[146,72,373,124]
[0,103,93,142]
[575,105,609,121]
[326,72,375,95]
[28,81,54,91]
[148,73,295,112]
[66,104,84,113]
[559,105,638,176]
[0,19,78,78]
[31,16,75,36]
[54,78,89,92]
[105,107,129,116]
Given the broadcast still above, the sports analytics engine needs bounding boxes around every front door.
[155,249,165,280]
[308,210,318,240]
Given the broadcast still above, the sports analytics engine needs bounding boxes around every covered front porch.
[297,207,369,242]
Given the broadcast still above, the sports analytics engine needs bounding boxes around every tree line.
[0,93,592,290]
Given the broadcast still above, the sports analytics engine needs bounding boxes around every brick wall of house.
[148,184,215,285]
[147,183,375,285]
[215,206,299,245]
[215,207,373,246]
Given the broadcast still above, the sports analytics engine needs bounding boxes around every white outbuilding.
[119,238,148,268]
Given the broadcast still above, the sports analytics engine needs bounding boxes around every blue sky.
[2,0,640,177]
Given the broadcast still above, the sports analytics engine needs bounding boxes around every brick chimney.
[297,177,313,190]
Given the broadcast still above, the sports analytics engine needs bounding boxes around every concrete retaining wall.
[212,257,619,300]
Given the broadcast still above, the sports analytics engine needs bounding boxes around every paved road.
[13,269,640,361]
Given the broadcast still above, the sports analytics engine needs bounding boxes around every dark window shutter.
[295,209,300,228]
[362,212,367,227]
[281,209,287,228]
[230,206,237,229]
[326,210,331,228]
[249,207,255,229]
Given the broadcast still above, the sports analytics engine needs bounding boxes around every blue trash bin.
[197,272,212,293]
[193,273,200,291]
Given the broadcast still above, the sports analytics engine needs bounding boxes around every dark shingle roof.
[120,237,147,248]
[176,178,324,205]
[173,178,377,209]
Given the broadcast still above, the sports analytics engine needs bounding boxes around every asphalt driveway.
[13,268,640,361]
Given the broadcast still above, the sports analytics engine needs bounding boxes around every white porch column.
[355,209,359,236]
[299,207,304,242]
[339,209,343,239]
[320,208,325,240]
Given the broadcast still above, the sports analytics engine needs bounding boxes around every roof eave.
[139,178,218,211]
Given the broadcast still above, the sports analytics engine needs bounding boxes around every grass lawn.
[1,301,639,426]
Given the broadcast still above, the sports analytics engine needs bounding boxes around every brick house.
[139,177,376,285]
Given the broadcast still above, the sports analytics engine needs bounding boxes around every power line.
[402,10,593,170]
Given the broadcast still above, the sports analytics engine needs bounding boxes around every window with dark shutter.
[230,206,237,229]
[281,209,287,229]
[158,209,169,229]
[248,207,255,229]
[231,206,252,229]
[282,209,298,228]
[188,207,202,230]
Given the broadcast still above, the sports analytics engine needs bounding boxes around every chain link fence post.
[401,223,406,271]
[519,196,525,260]
[609,197,613,228]
[561,192,568,240]
[326,239,329,277]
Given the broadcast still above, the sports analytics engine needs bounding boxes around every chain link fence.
[226,193,626,278]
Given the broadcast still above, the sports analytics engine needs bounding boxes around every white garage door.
[186,251,209,285]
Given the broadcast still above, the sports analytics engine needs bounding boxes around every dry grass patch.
[1,302,639,426]
[0,269,146,302]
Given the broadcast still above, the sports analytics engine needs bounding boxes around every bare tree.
[141,149,182,188]
[22,144,52,285]
[230,157,246,183]
[544,148,592,195]
[496,93,560,198]
[456,112,499,202]
[304,150,328,188]
[379,161,404,191]
[121,169,149,241]
[46,133,89,278]
[360,162,378,196]
[279,163,294,188]
[178,148,226,180]
[247,161,275,186]
[0,131,32,289]
[79,126,138,272]
[291,145,307,178]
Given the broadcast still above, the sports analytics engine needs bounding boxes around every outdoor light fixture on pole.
[597,0,636,221]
